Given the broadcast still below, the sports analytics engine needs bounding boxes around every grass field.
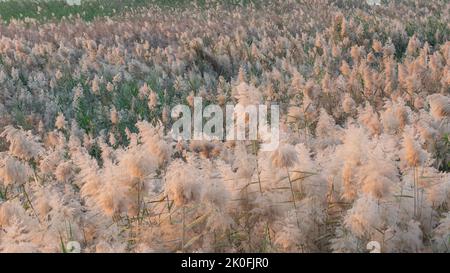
[0,0,259,22]
[0,0,448,253]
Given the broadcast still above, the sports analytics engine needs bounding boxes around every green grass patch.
[0,0,263,23]
[0,0,154,22]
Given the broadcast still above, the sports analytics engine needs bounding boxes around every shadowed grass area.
[0,0,152,22]
[0,0,262,23]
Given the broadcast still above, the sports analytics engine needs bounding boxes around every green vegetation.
[0,0,262,23]
[0,0,146,22]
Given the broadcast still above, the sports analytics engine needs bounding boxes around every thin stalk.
[413,166,417,218]
[253,140,263,194]
[265,222,272,249]
[136,180,145,225]
[286,167,300,227]
[22,184,40,223]
[181,205,186,253]
[166,195,173,224]
[286,167,297,210]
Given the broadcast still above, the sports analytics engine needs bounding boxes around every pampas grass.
[0,0,448,253]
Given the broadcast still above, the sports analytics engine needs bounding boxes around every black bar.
[0,253,445,272]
